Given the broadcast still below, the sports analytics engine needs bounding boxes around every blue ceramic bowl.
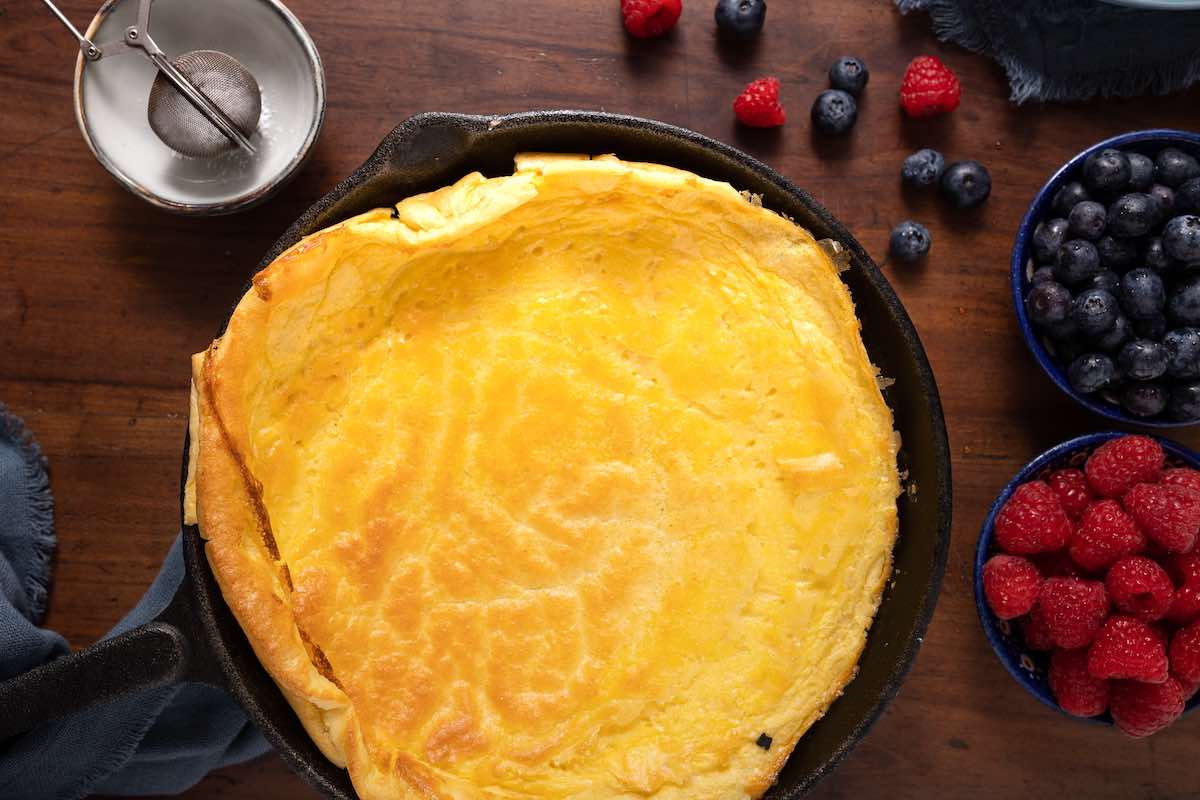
[1011,129,1200,428]
[975,431,1200,723]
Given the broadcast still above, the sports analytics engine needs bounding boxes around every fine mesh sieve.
[148,50,261,157]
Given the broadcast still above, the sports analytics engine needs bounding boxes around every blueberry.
[828,56,868,95]
[941,160,992,208]
[1149,184,1176,218]
[1119,268,1165,319]
[1032,218,1069,263]
[1046,315,1080,343]
[1083,148,1131,195]
[1068,353,1116,394]
[1088,270,1121,296]
[1054,336,1089,365]
[1169,382,1200,421]
[889,220,931,262]
[1134,314,1168,341]
[1122,382,1168,417]
[1032,266,1057,285]
[1163,327,1200,378]
[1071,288,1119,336]
[1097,235,1139,270]
[714,0,767,39]
[1176,177,1200,215]
[1155,147,1200,188]
[811,90,857,135]
[1054,239,1101,285]
[1068,200,1107,240]
[1144,236,1176,273]
[1168,274,1200,324]
[1107,193,1159,238]
[1164,215,1200,264]
[1118,338,1168,380]
[1052,181,1090,217]
[1095,314,1132,352]
[901,148,945,188]
[1128,152,1155,191]
[1025,281,1072,326]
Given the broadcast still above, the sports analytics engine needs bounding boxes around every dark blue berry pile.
[1024,144,1200,421]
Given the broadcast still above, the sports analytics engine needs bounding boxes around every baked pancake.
[186,154,900,799]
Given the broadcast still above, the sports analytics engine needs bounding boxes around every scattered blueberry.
[1119,268,1165,320]
[811,90,857,135]
[940,160,991,208]
[1122,382,1168,417]
[1025,281,1072,326]
[1144,236,1175,273]
[1176,177,1200,215]
[1118,338,1168,380]
[1134,314,1168,341]
[1128,152,1155,192]
[1097,235,1139,270]
[1068,200,1107,240]
[1107,193,1159,238]
[1032,218,1069,263]
[714,0,767,40]
[1032,266,1057,285]
[901,148,945,188]
[1168,274,1200,325]
[1083,148,1131,195]
[1072,288,1119,336]
[1169,382,1200,421]
[1089,270,1121,296]
[1068,353,1116,394]
[1054,239,1101,285]
[1163,328,1200,378]
[889,220,931,262]
[1154,147,1200,188]
[1052,181,1090,217]
[1164,215,1200,263]
[1095,314,1132,352]
[1148,184,1176,218]
[828,56,868,95]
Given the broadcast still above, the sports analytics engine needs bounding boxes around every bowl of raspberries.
[976,433,1200,736]
[1013,129,1200,424]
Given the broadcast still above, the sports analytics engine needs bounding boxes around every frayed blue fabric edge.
[0,404,55,624]
[896,0,1200,104]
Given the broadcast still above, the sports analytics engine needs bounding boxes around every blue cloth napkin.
[0,405,270,799]
[897,0,1200,103]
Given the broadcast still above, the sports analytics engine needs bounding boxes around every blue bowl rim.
[1010,128,1200,429]
[974,431,1200,723]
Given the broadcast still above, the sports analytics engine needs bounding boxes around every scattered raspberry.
[1022,610,1055,651]
[733,77,786,128]
[1032,550,1082,578]
[1110,678,1186,737]
[620,0,682,38]
[1049,648,1110,717]
[1162,467,1200,497]
[899,55,961,118]
[1085,435,1164,498]
[1106,556,1175,622]
[1170,619,1200,685]
[1088,615,1169,683]
[982,555,1042,620]
[1069,500,1146,573]
[1124,482,1200,554]
[994,481,1073,555]
[1048,468,1093,519]
[1166,584,1200,626]
[1036,577,1109,649]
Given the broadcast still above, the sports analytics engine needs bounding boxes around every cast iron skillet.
[0,111,952,798]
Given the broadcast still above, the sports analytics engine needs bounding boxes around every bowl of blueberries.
[1014,129,1200,425]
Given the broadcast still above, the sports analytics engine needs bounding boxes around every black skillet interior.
[182,110,952,799]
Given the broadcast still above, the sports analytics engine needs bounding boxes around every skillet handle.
[0,581,220,742]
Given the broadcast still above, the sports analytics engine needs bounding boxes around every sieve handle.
[40,0,101,61]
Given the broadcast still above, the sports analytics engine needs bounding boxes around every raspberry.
[1032,550,1082,578]
[1162,467,1200,497]
[1069,500,1146,573]
[1022,610,1055,651]
[982,555,1042,620]
[620,0,681,38]
[993,481,1073,555]
[1088,616,1169,683]
[1124,482,1200,554]
[733,77,786,128]
[1167,551,1200,585]
[1049,648,1110,717]
[899,55,961,118]
[1048,468,1093,519]
[1106,556,1174,621]
[1110,678,1186,737]
[1084,435,1164,498]
[1036,577,1109,649]
[1170,619,1200,685]
[1166,584,1200,626]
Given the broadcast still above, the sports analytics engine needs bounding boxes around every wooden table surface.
[3,0,1200,797]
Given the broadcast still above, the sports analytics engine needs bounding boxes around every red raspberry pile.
[983,435,1200,737]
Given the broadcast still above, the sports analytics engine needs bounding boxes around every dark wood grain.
[3,1,1200,797]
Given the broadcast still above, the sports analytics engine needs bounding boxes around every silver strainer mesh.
[147,50,261,158]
